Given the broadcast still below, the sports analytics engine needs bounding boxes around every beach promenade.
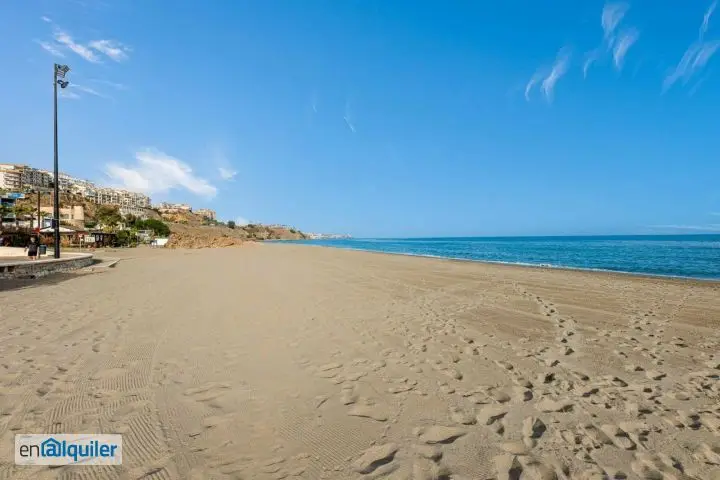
[0,244,719,479]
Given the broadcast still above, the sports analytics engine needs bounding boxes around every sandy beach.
[1,244,719,479]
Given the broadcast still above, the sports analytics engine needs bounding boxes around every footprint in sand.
[417,425,468,444]
[490,389,512,404]
[495,360,514,371]
[413,444,443,461]
[500,441,533,456]
[315,362,343,378]
[477,405,508,426]
[347,400,388,422]
[495,454,562,480]
[599,424,636,450]
[645,370,666,381]
[184,383,232,403]
[695,443,720,465]
[411,458,453,479]
[340,385,358,405]
[631,452,687,480]
[351,443,398,474]
[536,398,574,413]
[449,406,476,425]
[522,416,546,439]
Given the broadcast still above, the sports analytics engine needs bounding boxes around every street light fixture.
[53,63,70,258]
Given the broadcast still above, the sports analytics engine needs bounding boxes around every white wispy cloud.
[688,76,708,96]
[89,79,128,90]
[583,50,601,78]
[524,73,542,101]
[105,149,217,198]
[664,2,720,91]
[524,74,541,101]
[525,49,571,102]
[701,1,717,37]
[343,116,356,133]
[612,28,639,69]
[602,2,629,41]
[649,224,720,231]
[235,217,249,227]
[218,167,237,181]
[343,101,356,133]
[36,40,65,58]
[71,83,110,99]
[39,18,131,63]
[88,39,130,62]
[59,90,81,100]
[664,41,720,90]
[54,30,101,63]
[584,2,638,76]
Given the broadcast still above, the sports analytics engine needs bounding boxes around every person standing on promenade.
[25,236,39,260]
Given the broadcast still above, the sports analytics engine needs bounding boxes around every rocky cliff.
[163,210,306,249]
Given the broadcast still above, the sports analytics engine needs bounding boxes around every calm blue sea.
[285,235,720,280]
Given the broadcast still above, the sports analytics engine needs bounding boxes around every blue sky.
[1,0,720,237]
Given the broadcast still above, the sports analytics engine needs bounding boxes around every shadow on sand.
[0,258,104,293]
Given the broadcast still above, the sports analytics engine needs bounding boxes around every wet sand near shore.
[1,244,719,479]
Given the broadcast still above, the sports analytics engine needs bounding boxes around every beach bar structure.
[39,226,85,246]
[82,231,117,248]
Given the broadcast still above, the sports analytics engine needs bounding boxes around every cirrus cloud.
[664,1,720,91]
[38,18,131,64]
[525,48,571,102]
[88,39,131,62]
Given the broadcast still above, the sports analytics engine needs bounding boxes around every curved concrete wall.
[0,253,94,280]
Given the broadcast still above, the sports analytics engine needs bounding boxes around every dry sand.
[0,244,719,479]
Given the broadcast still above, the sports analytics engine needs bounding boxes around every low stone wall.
[0,253,94,280]
[0,247,26,257]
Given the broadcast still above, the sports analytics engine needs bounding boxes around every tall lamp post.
[53,63,70,258]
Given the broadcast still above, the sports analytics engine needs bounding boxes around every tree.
[227,220,236,229]
[115,229,137,247]
[14,203,35,219]
[136,218,170,237]
[0,204,10,226]
[124,214,138,228]
[96,205,122,229]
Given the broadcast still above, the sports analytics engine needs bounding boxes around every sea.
[284,235,720,281]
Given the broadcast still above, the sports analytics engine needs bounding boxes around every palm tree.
[0,202,10,226]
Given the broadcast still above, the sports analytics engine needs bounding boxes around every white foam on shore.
[284,242,720,283]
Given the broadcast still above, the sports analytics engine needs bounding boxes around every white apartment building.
[155,202,192,213]
[0,164,54,190]
[94,187,151,209]
[0,164,23,190]
[0,170,21,190]
[22,167,52,188]
[195,208,216,220]
[0,164,152,207]
[54,172,97,196]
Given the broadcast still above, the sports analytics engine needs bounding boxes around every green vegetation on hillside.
[96,205,123,228]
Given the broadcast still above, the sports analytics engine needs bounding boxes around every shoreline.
[275,242,720,286]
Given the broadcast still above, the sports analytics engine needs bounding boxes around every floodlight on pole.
[53,63,70,258]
